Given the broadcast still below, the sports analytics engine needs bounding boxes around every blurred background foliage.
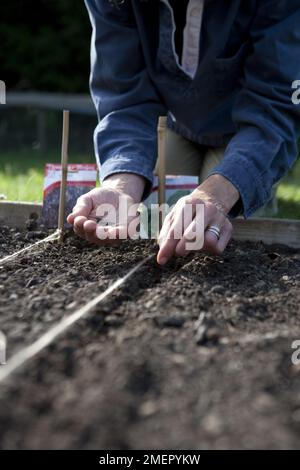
[0,0,90,92]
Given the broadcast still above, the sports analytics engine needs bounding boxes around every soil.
[0,225,300,449]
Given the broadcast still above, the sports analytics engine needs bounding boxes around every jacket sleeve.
[209,0,300,217]
[84,0,166,197]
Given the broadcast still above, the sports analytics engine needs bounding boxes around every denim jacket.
[85,0,300,217]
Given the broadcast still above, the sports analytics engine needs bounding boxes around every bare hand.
[67,173,145,245]
[157,175,240,264]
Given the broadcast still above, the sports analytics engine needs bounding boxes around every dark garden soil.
[0,225,300,449]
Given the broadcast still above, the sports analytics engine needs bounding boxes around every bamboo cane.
[57,110,70,243]
[157,116,167,232]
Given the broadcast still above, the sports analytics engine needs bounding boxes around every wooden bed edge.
[1,201,300,249]
[232,217,300,249]
[0,201,42,229]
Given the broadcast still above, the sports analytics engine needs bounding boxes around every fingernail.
[159,257,168,265]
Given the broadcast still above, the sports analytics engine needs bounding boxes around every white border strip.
[0,254,154,383]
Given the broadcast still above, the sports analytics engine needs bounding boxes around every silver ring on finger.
[206,225,221,241]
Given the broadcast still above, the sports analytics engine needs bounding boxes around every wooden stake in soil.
[57,110,70,243]
[157,116,167,232]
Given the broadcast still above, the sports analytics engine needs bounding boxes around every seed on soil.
[138,400,158,417]
[202,413,223,436]
[9,293,18,300]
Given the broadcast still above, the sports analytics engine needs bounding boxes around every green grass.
[277,183,300,219]
[0,150,96,203]
[0,150,300,219]
[275,154,300,219]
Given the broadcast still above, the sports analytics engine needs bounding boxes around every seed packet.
[145,175,199,206]
[140,175,199,238]
[41,163,98,228]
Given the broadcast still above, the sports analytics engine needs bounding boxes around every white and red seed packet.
[146,175,199,206]
[41,163,98,228]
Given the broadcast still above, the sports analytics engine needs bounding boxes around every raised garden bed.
[1,200,300,247]
[0,220,300,449]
